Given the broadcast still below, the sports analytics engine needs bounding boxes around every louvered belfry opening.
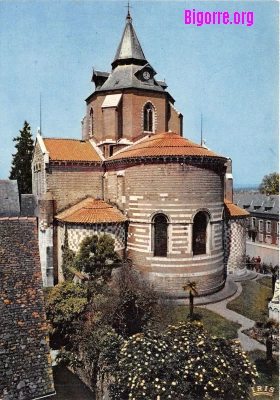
[193,212,207,255]
[154,214,168,257]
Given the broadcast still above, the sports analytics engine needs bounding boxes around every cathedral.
[32,11,248,298]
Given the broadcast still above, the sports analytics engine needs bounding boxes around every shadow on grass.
[186,313,202,322]
[254,357,278,379]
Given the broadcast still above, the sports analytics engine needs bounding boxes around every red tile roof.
[108,132,226,161]
[56,197,127,224]
[224,199,250,217]
[43,138,102,162]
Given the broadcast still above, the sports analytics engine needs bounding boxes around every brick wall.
[224,217,247,275]
[105,160,226,297]
[0,218,54,400]
[168,102,182,136]
[46,164,103,212]
[86,89,182,143]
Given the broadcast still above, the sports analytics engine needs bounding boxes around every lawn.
[227,278,273,322]
[247,350,279,400]
[162,305,241,340]
[258,276,273,289]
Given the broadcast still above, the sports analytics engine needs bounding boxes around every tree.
[110,263,161,337]
[259,172,279,195]
[74,234,121,281]
[9,121,34,195]
[45,282,89,348]
[183,280,198,320]
[103,323,258,400]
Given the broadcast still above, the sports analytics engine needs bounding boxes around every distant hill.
[234,184,259,191]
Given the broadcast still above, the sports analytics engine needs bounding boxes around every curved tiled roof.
[43,138,102,162]
[224,199,250,217]
[56,197,127,224]
[108,132,226,161]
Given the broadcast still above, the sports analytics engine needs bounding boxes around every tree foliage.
[9,121,34,195]
[74,234,120,281]
[259,172,279,195]
[103,323,258,400]
[45,282,89,348]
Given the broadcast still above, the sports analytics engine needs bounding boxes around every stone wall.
[0,218,54,400]
[0,180,20,218]
[32,140,47,196]
[20,194,38,217]
[224,217,247,275]
[57,222,127,282]
[105,160,226,297]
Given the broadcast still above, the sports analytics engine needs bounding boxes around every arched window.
[143,102,154,132]
[192,212,208,255]
[153,214,168,257]
[89,107,94,137]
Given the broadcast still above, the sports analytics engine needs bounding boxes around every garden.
[43,234,278,399]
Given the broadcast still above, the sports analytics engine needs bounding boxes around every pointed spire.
[111,10,147,69]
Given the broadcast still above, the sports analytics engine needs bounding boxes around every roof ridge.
[43,137,86,142]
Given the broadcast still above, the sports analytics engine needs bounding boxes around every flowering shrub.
[103,322,257,399]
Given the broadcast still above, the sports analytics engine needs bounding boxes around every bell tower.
[83,10,183,156]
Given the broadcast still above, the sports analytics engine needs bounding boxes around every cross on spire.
[125,1,132,19]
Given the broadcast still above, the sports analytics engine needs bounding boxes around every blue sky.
[0,1,278,186]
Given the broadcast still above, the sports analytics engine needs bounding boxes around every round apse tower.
[105,131,228,299]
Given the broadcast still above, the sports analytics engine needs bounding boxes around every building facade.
[32,11,248,297]
[234,193,279,265]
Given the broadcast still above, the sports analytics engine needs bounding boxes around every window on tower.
[143,102,155,132]
[89,107,94,137]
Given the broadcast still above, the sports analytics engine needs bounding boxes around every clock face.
[143,71,151,80]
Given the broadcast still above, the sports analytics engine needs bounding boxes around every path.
[198,279,268,352]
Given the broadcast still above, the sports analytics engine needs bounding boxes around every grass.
[247,350,279,400]
[258,276,273,289]
[164,305,241,340]
[227,278,273,322]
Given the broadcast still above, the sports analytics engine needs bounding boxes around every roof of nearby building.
[108,131,226,161]
[43,138,102,162]
[224,199,250,217]
[233,193,279,216]
[0,180,20,217]
[0,218,54,398]
[56,197,127,224]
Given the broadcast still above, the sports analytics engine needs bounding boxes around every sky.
[0,0,278,187]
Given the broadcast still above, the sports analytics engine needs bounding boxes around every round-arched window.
[192,212,208,255]
[153,214,168,257]
[143,102,155,132]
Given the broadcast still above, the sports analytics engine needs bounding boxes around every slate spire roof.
[90,11,168,95]
[111,11,147,69]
